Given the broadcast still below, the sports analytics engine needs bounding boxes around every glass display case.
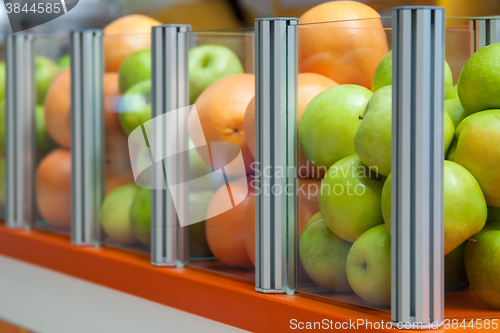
[185,28,255,280]
[0,40,5,221]
[295,16,393,310]
[98,32,152,254]
[32,35,71,235]
[293,13,500,322]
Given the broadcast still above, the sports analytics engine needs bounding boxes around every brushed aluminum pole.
[254,17,298,294]
[70,29,104,246]
[471,16,500,52]
[150,24,191,266]
[391,6,445,329]
[5,33,36,229]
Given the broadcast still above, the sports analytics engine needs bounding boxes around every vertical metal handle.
[151,24,191,266]
[471,16,500,52]
[391,6,445,328]
[5,33,36,229]
[70,29,104,246]
[254,17,299,294]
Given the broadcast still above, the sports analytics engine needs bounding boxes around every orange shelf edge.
[0,224,497,333]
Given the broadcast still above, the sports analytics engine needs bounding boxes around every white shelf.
[0,254,247,333]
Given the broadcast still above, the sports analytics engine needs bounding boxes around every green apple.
[451,110,500,206]
[371,51,392,92]
[188,139,227,191]
[445,241,469,292]
[0,103,53,157]
[445,98,467,129]
[119,49,151,94]
[299,212,353,293]
[465,223,500,309]
[134,145,151,187]
[100,183,140,244]
[458,43,500,114]
[346,224,391,307]
[319,154,384,243]
[189,44,244,104]
[34,105,54,157]
[382,161,487,255]
[35,56,60,105]
[130,188,151,246]
[119,80,151,135]
[299,85,372,170]
[57,55,70,70]
[0,62,5,102]
[448,84,459,100]
[189,191,214,258]
[189,139,211,181]
[371,50,453,98]
[355,85,455,176]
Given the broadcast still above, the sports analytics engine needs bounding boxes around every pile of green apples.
[0,55,67,212]
[298,44,500,310]
[100,44,242,255]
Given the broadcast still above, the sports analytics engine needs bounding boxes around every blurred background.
[1,0,500,33]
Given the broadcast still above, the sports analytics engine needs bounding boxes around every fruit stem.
[467,238,479,244]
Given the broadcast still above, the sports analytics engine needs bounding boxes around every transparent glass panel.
[443,18,500,321]
[99,33,151,254]
[0,38,5,221]
[33,35,71,235]
[296,17,392,311]
[295,15,500,320]
[185,28,255,281]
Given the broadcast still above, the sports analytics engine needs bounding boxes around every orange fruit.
[44,70,129,163]
[44,68,71,148]
[205,177,254,269]
[298,1,388,89]
[243,73,337,178]
[103,15,161,72]
[243,178,321,266]
[188,73,255,175]
[36,149,71,228]
[242,97,256,157]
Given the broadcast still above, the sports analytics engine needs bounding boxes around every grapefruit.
[35,149,71,228]
[44,68,71,148]
[205,177,254,269]
[298,1,388,89]
[188,73,255,175]
[44,70,130,163]
[243,178,321,266]
[243,73,338,178]
[104,15,161,72]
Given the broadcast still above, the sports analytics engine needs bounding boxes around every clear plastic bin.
[98,32,152,254]
[185,28,255,281]
[294,15,500,321]
[33,35,71,235]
